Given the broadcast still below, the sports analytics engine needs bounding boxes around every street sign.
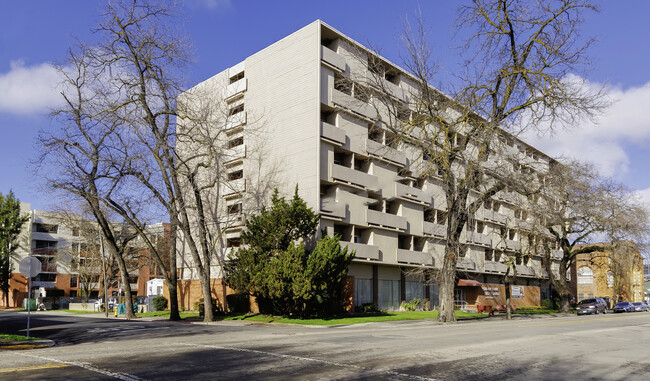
[19,257,41,278]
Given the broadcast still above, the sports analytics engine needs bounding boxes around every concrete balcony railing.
[515,265,536,277]
[225,112,246,131]
[423,221,446,238]
[320,122,347,146]
[483,210,507,225]
[466,231,492,247]
[329,163,379,191]
[129,283,139,290]
[365,139,407,167]
[224,78,247,100]
[221,178,246,196]
[320,199,346,219]
[538,268,549,279]
[320,45,346,72]
[515,219,533,231]
[395,182,431,205]
[366,209,407,231]
[32,248,57,256]
[41,263,57,273]
[341,241,380,261]
[33,281,57,288]
[484,261,507,274]
[505,239,520,251]
[224,144,246,164]
[396,249,434,266]
[551,249,564,259]
[332,89,378,120]
[456,257,476,271]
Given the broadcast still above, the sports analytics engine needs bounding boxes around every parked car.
[632,302,648,312]
[613,302,634,313]
[576,298,608,315]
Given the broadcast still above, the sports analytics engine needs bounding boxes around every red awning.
[457,279,482,287]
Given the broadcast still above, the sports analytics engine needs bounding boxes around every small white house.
[147,279,165,296]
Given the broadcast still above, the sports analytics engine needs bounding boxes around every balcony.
[342,241,380,261]
[129,283,139,290]
[320,199,346,219]
[483,210,507,224]
[329,163,379,191]
[551,249,564,259]
[515,218,533,231]
[32,281,56,288]
[484,261,507,274]
[41,263,57,273]
[366,209,407,231]
[466,231,492,247]
[225,111,246,131]
[423,221,446,238]
[539,268,549,279]
[32,248,57,256]
[456,257,476,271]
[365,139,408,167]
[505,240,520,251]
[320,122,347,146]
[320,45,346,72]
[395,182,431,205]
[332,89,378,120]
[396,249,434,266]
[224,144,246,164]
[221,178,246,197]
[515,265,536,277]
[224,78,247,100]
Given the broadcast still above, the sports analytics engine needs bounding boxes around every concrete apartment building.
[570,243,644,308]
[0,203,167,308]
[175,21,565,311]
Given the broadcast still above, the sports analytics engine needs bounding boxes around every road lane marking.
[15,352,146,381]
[0,363,68,373]
[180,342,439,381]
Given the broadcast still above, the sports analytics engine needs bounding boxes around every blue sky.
[1,0,649,210]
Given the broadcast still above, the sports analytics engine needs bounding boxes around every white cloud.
[0,60,64,115]
[633,187,650,210]
[522,79,650,178]
[191,0,232,10]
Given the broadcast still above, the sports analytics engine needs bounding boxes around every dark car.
[613,302,634,313]
[632,302,648,312]
[576,298,608,315]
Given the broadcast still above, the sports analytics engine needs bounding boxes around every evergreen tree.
[0,191,29,307]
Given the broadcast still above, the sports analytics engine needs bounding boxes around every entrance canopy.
[457,279,482,287]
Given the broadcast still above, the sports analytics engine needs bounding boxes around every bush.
[541,299,555,309]
[401,299,421,311]
[355,303,378,313]
[226,293,250,313]
[153,296,168,311]
[515,306,547,311]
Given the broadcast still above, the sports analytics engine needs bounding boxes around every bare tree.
[359,0,606,322]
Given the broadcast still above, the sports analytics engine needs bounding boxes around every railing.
[320,45,346,72]
[515,265,536,277]
[329,163,379,191]
[423,221,446,238]
[395,182,431,204]
[332,89,378,119]
[225,111,246,131]
[456,257,476,271]
[320,199,346,219]
[224,144,246,164]
[224,78,247,100]
[31,248,57,256]
[365,139,408,167]
[484,261,507,274]
[221,178,246,196]
[396,249,434,266]
[341,241,380,261]
[320,122,347,145]
[366,209,407,231]
[466,231,492,247]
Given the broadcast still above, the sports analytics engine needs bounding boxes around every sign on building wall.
[511,286,524,299]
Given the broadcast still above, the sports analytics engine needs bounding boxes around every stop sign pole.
[19,257,41,339]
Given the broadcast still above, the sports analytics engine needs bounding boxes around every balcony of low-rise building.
[366,209,407,231]
[41,262,58,273]
[31,248,57,256]
[466,231,492,247]
[515,265,536,278]
[321,45,346,72]
[394,182,431,205]
[329,162,379,191]
[396,248,434,266]
[484,261,508,274]
[224,144,246,164]
[423,221,446,238]
[331,88,378,120]
[320,198,346,219]
[224,78,247,101]
[551,249,564,259]
[483,209,507,224]
[33,280,57,288]
[341,241,380,261]
[225,111,246,132]
[320,121,347,146]
[505,239,520,252]
[456,257,477,271]
[221,178,246,197]
[364,139,408,168]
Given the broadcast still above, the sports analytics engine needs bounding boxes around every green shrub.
[401,298,421,311]
[541,299,555,309]
[226,293,250,313]
[355,303,378,313]
[516,306,547,311]
[153,296,168,311]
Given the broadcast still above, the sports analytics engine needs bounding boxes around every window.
[228,170,243,181]
[354,278,372,306]
[229,71,244,84]
[228,203,242,215]
[34,223,58,234]
[378,279,400,310]
[607,271,614,288]
[436,210,447,225]
[228,104,244,116]
[228,136,243,148]
[34,240,57,249]
[226,238,241,248]
[72,243,80,253]
[70,290,77,297]
[577,266,593,284]
[405,281,424,305]
[70,276,78,288]
[368,126,383,143]
[72,227,80,236]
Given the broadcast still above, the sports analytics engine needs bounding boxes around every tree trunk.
[505,280,512,320]
[438,243,458,322]
[167,222,180,321]
[111,244,136,319]
[200,272,214,322]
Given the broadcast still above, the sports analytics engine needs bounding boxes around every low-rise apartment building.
[175,20,566,311]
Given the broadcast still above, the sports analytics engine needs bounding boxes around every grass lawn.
[0,333,43,341]
[219,310,484,325]
[136,311,200,319]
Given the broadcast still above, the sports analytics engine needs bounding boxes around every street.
[1,310,650,380]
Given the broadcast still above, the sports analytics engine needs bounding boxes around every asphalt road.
[2,310,650,380]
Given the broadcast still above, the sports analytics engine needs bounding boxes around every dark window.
[70,276,78,288]
[228,137,244,148]
[228,104,244,116]
[35,223,58,234]
[228,203,242,214]
[228,170,243,181]
[229,71,244,84]
[72,227,80,236]
[226,238,241,248]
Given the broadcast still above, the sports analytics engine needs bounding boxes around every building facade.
[175,21,566,312]
[570,242,644,308]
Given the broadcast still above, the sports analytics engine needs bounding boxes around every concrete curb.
[0,339,56,350]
